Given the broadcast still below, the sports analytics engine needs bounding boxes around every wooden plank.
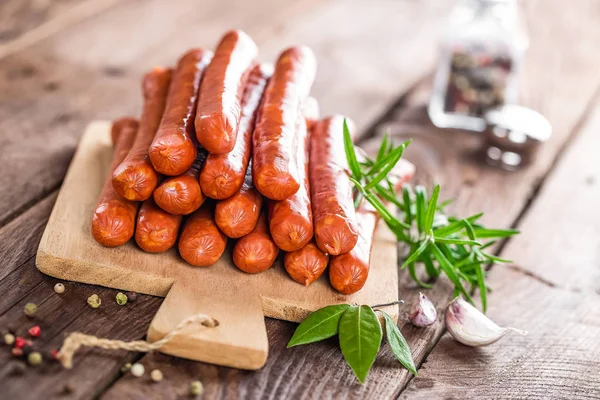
[500,108,600,291]
[0,192,164,399]
[403,103,600,399]
[0,0,124,60]
[101,0,600,397]
[401,103,600,396]
[0,0,451,226]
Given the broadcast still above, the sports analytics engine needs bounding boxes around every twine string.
[57,313,218,369]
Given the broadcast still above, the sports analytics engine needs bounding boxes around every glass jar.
[428,0,528,132]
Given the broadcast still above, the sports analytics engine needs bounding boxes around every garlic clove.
[409,292,437,327]
[445,297,527,347]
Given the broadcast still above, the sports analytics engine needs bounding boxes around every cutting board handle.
[147,279,269,370]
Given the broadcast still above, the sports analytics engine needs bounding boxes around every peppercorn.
[150,369,163,382]
[22,345,33,357]
[7,360,27,376]
[50,349,59,361]
[28,351,43,366]
[61,384,74,395]
[189,380,204,396]
[12,347,23,357]
[130,363,145,377]
[4,333,15,346]
[126,291,138,302]
[28,325,41,338]
[15,337,26,349]
[121,362,132,373]
[24,302,37,317]
[87,294,101,309]
[115,292,128,306]
[54,283,65,294]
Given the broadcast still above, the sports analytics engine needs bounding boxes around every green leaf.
[423,185,440,231]
[368,139,411,176]
[343,118,362,180]
[287,304,351,347]
[401,239,431,268]
[473,227,520,238]
[431,244,473,303]
[433,213,483,237]
[365,143,408,190]
[339,305,383,383]
[382,312,417,375]
[420,251,440,279]
[462,219,477,241]
[433,237,481,246]
[376,132,389,163]
[408,262,433,289]
[415,186,427,233]
[402,186,413,224]
[479,251,512,264]
[476,264,488,313]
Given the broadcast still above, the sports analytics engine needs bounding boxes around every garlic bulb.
[409,292,437,327]
[445,297,527,347]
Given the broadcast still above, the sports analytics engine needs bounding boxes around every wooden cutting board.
[35,121,400,370]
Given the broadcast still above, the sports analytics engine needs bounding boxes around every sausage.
[113,67,172,200]
[178,204,227,267]
[252,46,317,200]
[329,158,416,294]
[195,30,258,154]
[91,118,140,247]
[149,49,213,176]
[199,63,272,199]
[303,96,319,130]
[233,210,279,274]
[310,116,359,255]
[153,149,208,215]
[284,241,329,286]
[135,198,182,253]
[214,162,263,238]
[328,208,377,294]
[268,116,312,251]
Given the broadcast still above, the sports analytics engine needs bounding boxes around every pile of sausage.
[90,30,414,295]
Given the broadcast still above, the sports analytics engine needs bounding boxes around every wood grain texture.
[0,190,163,400]
[400,100,600,400]
[36,122,399,369]
[0,0,451,226]
[501,105,600,292]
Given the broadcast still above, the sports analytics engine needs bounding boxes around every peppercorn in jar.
[429,0,528,132]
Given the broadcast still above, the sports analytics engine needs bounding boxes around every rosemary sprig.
[343,120,518,312]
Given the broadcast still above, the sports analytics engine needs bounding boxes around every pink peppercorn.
[14,337,26,349]
[28,326,41,338]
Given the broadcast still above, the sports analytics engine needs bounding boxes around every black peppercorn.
[21,345,33,357]
[126,291,138,302]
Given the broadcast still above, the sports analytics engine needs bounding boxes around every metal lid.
[484,104,552,143]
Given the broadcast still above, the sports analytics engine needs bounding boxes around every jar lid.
[484,104,552,143]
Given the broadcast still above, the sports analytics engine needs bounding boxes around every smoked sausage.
[214,163,263,238]
[195,30,257,154]
[135,198,182,253]
[113,67,172,201]
[253,46,317,200]
[328,207,376,294]
[199,63,272,199]
[178,204,227,267]
[91,118,140,247]
[310,116,359,255]
[149,49,213,176]
[284,241,329,286]
[233,210,279,274]
[268,116,312,251]
[329,158,415,294]
[153,149,207,215]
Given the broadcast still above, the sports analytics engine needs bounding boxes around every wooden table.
[1,0,599,398]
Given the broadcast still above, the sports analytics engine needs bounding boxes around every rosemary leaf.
[343,118,363,180]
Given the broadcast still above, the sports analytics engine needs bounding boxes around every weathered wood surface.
[401,102,600,400]
[1,0,599,398]
[0,0,450,227]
